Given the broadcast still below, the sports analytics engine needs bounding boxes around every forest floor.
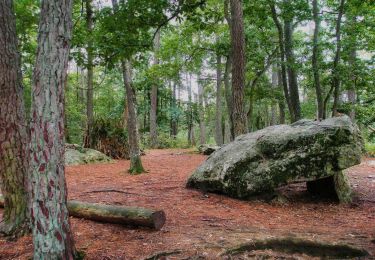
[1,149,374,259]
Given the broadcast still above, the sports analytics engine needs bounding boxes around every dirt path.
[1,149,374,259]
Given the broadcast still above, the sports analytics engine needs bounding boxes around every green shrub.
[365,143,375,157]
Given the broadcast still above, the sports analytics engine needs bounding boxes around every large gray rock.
[187,116,363,203]
[65,145,112,166]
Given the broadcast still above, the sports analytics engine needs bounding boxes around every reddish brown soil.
[1,149,374,259]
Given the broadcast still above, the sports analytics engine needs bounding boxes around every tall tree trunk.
[0,0,29,238]
[111,0,144,174]
[224,56,234,141]
[84,0,94,148]
[283,7,301,122]
[29,0,77,258]
[187,73,194,146]
[278,69,286,124]
[229,0,247,137]
[122,60,145,174]
[171,82,178,138]
[323,0,345,118]
[331,0,345,117]
[215,54,224,145]
[270,64,278,125]
[312,0,324,120]
[347,16,357,121]
[269,2,294,122]
[150,31,160,148]
[198,76,206,145]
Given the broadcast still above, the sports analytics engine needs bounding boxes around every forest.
[0,0,374,259]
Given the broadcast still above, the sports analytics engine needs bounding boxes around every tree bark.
[283,7,301,122]
[29,0,77,258]
[215,54,224,145]
[122,60,145,174]
[312,0,324,120]
[0,0,29,238]
[198,76,206,145]
[269,2,294,122]
[229,0,247,137]
[150,31,160,148]
[84,0,94,148]
[323,0,345,118]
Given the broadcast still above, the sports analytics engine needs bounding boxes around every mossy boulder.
[65,144,112,166]
[187,116,363,203]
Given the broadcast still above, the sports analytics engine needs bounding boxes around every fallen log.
[0,195,165,230]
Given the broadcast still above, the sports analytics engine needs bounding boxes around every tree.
[198,76,206,145]
[150,31,161,148]
[84,0,95,148]
[29,0,77,258]
[283,0,301,122]
[323,0,345,118]
[122,60,145,174]
[215,53,224,145]
[110,0,145,174]
[0,0,29,238]
[312,0,324,120]
[229,0,247,137]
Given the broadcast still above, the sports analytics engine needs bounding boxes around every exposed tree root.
[143,249,182,260]
[222,237,369,259]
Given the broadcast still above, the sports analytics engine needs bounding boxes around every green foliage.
[365,143,375,158]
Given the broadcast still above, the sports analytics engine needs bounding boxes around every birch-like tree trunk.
[0,0,29,238]
[29,0,77,258]
[150,31,160,148]
[270,64,278,125]
[215,54,224,145]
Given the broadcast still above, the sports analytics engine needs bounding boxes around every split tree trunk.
[0,0,29,238]
[269,2,294,122]
[312,0,324,120]
[215,54,224,146]
[283,7,301,122]
[229,0,247,137]
[84,0,95,148]
[150,31,160,148]
[0,196,166,230]
[323,0,345,118]
[122,60,145,174]
[29,0,77,258]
